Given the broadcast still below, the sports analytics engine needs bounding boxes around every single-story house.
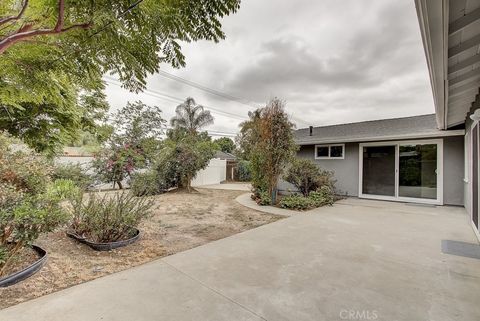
[293,114,464,207]
[290,0,480,241]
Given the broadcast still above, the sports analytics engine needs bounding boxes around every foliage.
[0,136,70,275]
[170,97,214,134]
[238,98,297,204]
[235,109,261,160]
[214,137,235,153]
[279,186,335,210]
[0,88,110,154]
[111,101,165,148]
[0,0,240,152]
[69,192,154,243]
[53,163,93,190]
[284,158,336,196]
[45,179,81,201]
[92,145,144,189]
[309,186,335,207]
[92,101,165,188]
[0,133,53,195]
[0,133,69,275]
[279,194,313,210]
[236,160,251,182]
[253,190,272,206]
[158,133,216,192]
[130,171,164,197]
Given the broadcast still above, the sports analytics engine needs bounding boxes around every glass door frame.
[358,139,443,205]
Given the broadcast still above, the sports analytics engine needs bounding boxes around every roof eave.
[295,129,465,145]
[415,0,449,130]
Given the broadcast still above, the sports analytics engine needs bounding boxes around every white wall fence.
[191,158,227,187]
[57,156,227,188]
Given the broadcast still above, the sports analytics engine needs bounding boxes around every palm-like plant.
[170,97,214,134]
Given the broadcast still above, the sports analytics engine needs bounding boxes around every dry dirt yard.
[0,188,283,309]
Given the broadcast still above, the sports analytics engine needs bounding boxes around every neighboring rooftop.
[295,114,464,145]
[214,150,236,160]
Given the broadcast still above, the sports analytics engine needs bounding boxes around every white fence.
[191,158,227,187]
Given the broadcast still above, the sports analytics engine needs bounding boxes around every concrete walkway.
[198,183,251,191]
[2,199,480,321]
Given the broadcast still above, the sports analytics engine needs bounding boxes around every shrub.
[0,193,69,276]
[69,192,155,243]
[45,179,81,201]
[53,163,93,190]
[256,190,272,206]
[279,194,313,210]
[236,160,251,181]
[284,158,336,196]
[278,186,335,211]
[0,133,69,276]
[309,186,335,207]
[130,171,162,196]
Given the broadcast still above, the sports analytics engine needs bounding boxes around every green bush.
[309,186,335,207]
[0,194,69,276]
[130,171,162,196]
[252,190,272,206]
[279,186,335,211]
[284,158,336,196]
[236,160,251,181]
[53,163,93,190]
[45,179,81,201]
[69,192,155,243]
[279,194,314,210]
[0,133,68,276]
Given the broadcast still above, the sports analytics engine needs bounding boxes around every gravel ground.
[0,188,283,309]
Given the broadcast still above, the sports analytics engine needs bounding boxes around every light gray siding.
[443,136,464,206]
[297,143,359,196]
[292,137,464,205]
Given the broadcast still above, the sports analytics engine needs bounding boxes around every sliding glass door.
[362,146,396,197]
[360,140,442,204]
[398,144,437,199]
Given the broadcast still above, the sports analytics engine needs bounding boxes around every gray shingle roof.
[295,114,463,145]
[214,150,236,160]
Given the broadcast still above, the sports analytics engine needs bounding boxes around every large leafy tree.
[92,101,166,189]
[170,97,214,134]
[0,0,240,152]
[238,98,297,204]
[214,137,235,153]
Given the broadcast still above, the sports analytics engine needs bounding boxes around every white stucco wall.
[191,158,227,187]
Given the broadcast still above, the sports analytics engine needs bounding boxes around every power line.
[104,76,249,121]
[155,70,310,126]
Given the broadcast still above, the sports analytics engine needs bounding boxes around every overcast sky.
[104,0,434,137]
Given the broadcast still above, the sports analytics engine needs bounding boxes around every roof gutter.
[295,129,465,145]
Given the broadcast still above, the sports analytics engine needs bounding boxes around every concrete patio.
[1,198,480,321]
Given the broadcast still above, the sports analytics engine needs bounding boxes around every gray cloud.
[104,0,434,133]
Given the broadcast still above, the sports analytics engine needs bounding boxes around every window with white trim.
[315,144,345,159]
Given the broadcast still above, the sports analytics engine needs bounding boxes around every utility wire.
[104,77,248,121]
[155,70,310,126]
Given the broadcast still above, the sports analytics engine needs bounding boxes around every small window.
[315,144,345,159]
[316,146,329,158]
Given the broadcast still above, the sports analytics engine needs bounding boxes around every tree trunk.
[116,180,123,189]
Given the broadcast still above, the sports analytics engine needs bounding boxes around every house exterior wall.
[289,136,464,205]
[443,136,464,206]
[296,143,359,196]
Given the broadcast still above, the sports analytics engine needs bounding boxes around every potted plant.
[67,191,154,251]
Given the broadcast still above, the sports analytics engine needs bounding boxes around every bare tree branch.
[0,0,29,26]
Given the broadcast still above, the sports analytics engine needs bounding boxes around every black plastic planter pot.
[66,230,86,243]
[68,229,140,251]
[0,245,47,288]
